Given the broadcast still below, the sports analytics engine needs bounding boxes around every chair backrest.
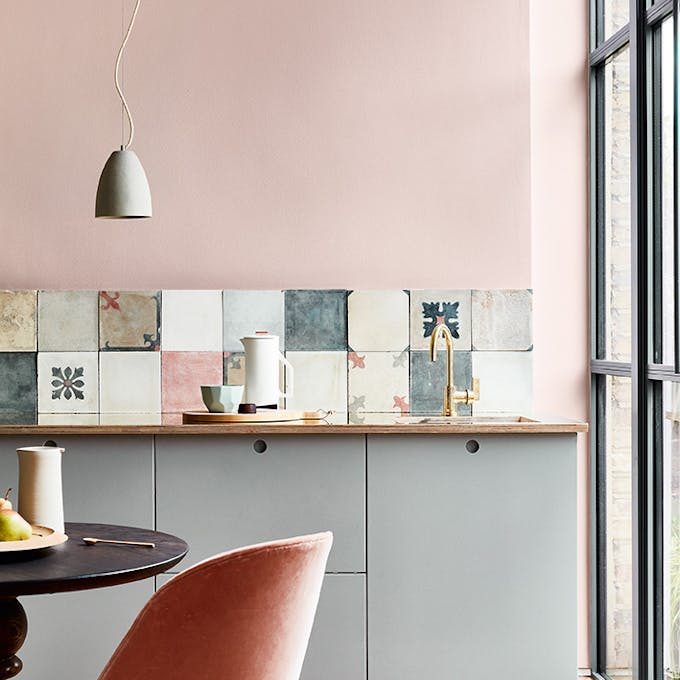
[98,532,333,680]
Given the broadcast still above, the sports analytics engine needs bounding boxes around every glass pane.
[604,48,632,362]
[664,383,680,678]
[661,19,675,365]
[605,375,633,675]
[603,0,629,43]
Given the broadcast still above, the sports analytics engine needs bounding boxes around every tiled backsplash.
[0,289,533,423]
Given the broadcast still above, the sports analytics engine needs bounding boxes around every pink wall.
[0,0,590,668]
[530,0,590,668]
[0,0,530,290]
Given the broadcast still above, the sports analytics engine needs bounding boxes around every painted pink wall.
[0,0,530,290]
[0,0,590,668]
[530,0,590,668]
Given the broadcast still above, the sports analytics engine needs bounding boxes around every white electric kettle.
[240,332,294,408]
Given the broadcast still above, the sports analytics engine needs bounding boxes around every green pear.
[0,509,32,541]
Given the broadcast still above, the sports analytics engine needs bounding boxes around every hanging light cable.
[95,0,152,219]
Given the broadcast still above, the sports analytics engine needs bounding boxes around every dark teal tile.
[0,352,37,418]
[409,350,471,415]
[285,290,348,351]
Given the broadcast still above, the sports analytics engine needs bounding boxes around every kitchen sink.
[398,415,539,425]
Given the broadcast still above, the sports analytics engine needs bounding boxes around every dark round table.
[0,522,188,678]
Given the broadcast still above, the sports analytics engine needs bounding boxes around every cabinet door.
[157,572,367,680]
[18,580,153,680]
[0,435,154,527]
[156,435,365,573]
[367,434,577,680]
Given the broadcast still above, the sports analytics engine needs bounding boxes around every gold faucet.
[429,323,480,417]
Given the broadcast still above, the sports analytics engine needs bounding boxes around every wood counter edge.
[0,422,589,435]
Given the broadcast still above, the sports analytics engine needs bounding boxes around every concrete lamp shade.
[95,149,152,219]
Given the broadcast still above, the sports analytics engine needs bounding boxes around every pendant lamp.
[95,0,152,219]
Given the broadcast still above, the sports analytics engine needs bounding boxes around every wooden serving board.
[183,410,331,424]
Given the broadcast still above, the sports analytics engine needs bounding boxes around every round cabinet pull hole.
[253,440,268,454]
[465,440,480,454]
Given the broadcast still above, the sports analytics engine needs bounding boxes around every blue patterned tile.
[285,290,348,351]
[0,352,37,418]
[409,350,471,415]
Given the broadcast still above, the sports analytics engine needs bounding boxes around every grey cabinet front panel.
[301,574,366,680]
[158,572,366,680]
[367,434,577,680]
[19,579,152,680]
[156,435,365,572]
[0,435,154,527]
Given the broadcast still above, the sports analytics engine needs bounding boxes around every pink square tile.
[161,352,223,413]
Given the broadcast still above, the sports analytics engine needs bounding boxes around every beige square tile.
[100,352,161,413]
[38,291,99,351]
[471,351,533,413]
[285,352,347,412]
[162,291,222,351]
[99,291,160,350]
[348,290,409,352]
[0,291,36,351]
[471,289,532,350]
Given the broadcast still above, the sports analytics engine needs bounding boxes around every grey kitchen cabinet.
[155,435,365,573]
[367,434,577,680]
[0,436,155,680]
[156,572,367,680]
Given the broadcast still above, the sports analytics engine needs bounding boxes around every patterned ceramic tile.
[37,352,99,413]
[161,290,222,351]
[285,290,348,351]
[0,291,36,351]
[471,289,533,351]
[285,351,348,412]
[99,352,161,413]
[224,352,246,385]
[99,290,161,351]
[409,350,472,415]
[38,413,99,425]
[38,291,99,351]
[471,351,533,413]
[348,351,409,413]
[348,412,400,425]
[347,290,409,352]
[409,290,471,351]
[161,352,223,413]
[0,352,36,418]
[223,290,284,351]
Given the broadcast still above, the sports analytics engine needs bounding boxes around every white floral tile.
[471,351,533,414]
[471,289,533,350]
[161,290,223,351]
[0,291,36,351]
[223,290,284,352]
[348,351,409,413]
[285,351,348,412]
[348,290,409,352]
[38,291,99,351]
[409,290,471,351]
[99,352,161,413]
[37,352,99,413]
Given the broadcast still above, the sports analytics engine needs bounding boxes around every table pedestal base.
[0,599,27,679]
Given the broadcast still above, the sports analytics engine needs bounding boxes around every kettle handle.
[279,353,294,399]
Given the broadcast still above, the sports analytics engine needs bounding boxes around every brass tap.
[429,323,480,417]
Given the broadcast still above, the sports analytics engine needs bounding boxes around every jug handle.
[279,353,294,398]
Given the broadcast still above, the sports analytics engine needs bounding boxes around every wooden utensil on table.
[82,537,155,548]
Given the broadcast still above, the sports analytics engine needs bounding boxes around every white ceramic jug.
[240,332,294,408]
[17,445,65,533]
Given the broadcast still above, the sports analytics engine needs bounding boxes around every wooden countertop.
[0,413,588,435]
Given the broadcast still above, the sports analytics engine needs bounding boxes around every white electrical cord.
[114,0,142,150]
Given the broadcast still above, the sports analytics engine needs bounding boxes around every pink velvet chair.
[98,532,333,680]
